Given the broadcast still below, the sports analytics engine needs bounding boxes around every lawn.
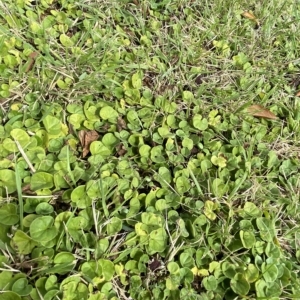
[0,0,300,299]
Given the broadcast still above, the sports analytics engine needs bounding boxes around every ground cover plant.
[0,0,300,299]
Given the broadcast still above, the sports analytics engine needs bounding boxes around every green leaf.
[182,137,193,150]
[30,216,58,242]
[240,230,256,249]
[179,252,194,268]
[0,203,19,225]
[68,113,85,129]
[222,262,236,279]
[90,141,111,157]
[211,154,227,168]
[30,172,54,190]
[12,278,32,296]
[0,291,21,300]
[10,128,30,148]
[240,202,261,218]
[43,115,61,135]
[233,52,248,66]
[132,72,142,89]
[0,169,17,193]
[182,91,194,103]
[71,185,92,209]
[102,133,119,148]
[35,202,54,215]
[175,176,190,194]
[262,262,278,282]
[255,279,267,298]
[53,252,76,274]
[60,34,74,47]
[202,275,217,291]
[204,200,217,221]
[100,106,118,122]
[265,281,281,297]
[193,114,208,131]
[12,230,38,255]
[230,273,250,296]
[81,261,97,280]
[166,276,180,290]
[168,262,180,274]
[107,217,122,234]
[97,259,115,281]
[244,264,259,283]
[256,217,275,242]
[148,228,167,254]
[150,146,165,163]
[139,144,151,157]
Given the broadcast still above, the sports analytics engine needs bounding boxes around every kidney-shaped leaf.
[10,128,30,148]
[12,278,32,296]
[247,104,277,120]
[0,291,21,300]
[0,169,17,193]
[148,228,167,254]
[71,185,92,209]
[230,273,250,296]
[0,203,19,225]
[256,217,275,242]
[43,115,61,135]
[97,259,115,281]
[30,216,58,242]
[30,172,54,191]
[12,230,38,255]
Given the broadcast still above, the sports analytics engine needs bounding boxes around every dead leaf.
[22,184,36,195]
[117,117,127,132]
[241,11,260,26]
[25,51,39,73]
[296,91,300,97]
[247,104,277,120]
[116,143,127,157]
[78,130,99,158]
[149,258,161,272]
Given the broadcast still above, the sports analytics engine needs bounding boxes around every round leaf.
[97,259,115,281]
[10,128,30,148]
[35,202,54,215]
[12,278,32,296]
[0,291,21,300]
[193,114,208,131]
[148,228,167,254]
[230,273,250,296]
[240,230,256,249]
[107,217,122,235]
[30,172,54,191]
[30,216,58,242]
[43,115,61,135]
[100,106,118,121]
[12,230,38,255]
[0,169,17,193]
[60,34,74,47]
[0,203,19,225]
[202,275,217,291]
[71,185,92,209]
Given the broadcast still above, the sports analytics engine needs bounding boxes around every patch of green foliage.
[1,0,300,299]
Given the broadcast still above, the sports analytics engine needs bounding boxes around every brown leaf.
[296,90,300,97]
[149,258,161,272]
[78,130,99,158]
[22,184,36,195]
[116,143,127,157]
[117,117,127,132]
[241,11,260,26]
[25,51,39,73]
[247,104,277,120]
